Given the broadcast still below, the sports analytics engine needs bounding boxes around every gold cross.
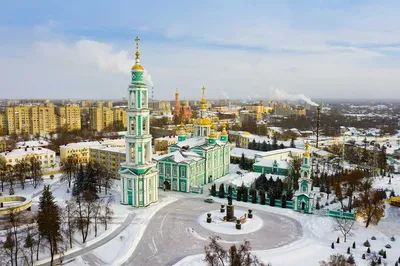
[135,36,140,59]
[202,86,206,96]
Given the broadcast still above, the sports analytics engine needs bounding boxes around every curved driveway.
[123,198,302,266]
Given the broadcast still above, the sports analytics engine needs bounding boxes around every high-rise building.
[0,112,7,136]
[6,106,31,135]
[56,104,82,131]
[120,37,159,207]
[6,103,57,136]
[113,107,127,129]
[89,104,114,132]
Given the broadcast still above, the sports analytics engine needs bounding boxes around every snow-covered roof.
[1,147,55,157]
[255,148,305,159]
[60,139,125,149]
[176,137,206,149]
[231,148,260,159]
[16,140,49,148]
[253,158,290,169]
[153,150,203,163]
[311,147,332,157]
[90,146,125,154]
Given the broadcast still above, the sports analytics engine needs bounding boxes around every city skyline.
[1,1,400,100]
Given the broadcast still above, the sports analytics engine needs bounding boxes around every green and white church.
[293,142,316,214]
[154,88,231,193]
[120,37,159,207]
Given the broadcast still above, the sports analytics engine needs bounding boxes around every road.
[37,213,135,266]
[122,198,302,266]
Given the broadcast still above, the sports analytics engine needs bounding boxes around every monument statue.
[224,194,236,222]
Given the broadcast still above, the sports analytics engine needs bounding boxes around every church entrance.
[164,181,171,191]
[301,201,305,211]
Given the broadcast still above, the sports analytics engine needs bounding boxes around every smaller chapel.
[293,142,316,214]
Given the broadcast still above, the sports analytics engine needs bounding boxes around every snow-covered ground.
[174,174,400,266]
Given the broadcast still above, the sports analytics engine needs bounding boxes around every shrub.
[371,236,376,240]
[347,247,350,254]
[390,236,395,242]
[383,251,386,259]
[362,254,366,259]
[364,240,371,247]
[50,174,54,180]
[331,242,334,249]
[337,237,340,244]
[347,254,355,265]
[378,249,385,256]
[385,244,391,249]
[367,247,370,253]
[352,242,356,249]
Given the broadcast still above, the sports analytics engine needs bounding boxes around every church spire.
[132,36,144,71]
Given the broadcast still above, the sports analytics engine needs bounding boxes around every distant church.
[154,88,231,193]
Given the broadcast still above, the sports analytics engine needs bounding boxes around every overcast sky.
[1,1,400,101]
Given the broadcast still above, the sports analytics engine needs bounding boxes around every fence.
[219,191,294,209]
[314,208,356,220]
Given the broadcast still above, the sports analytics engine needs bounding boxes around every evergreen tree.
[218,183,225,198]
[378,145,387,176]
[279,143,285,149]
[352,242,356,249]
[228,185,233,197]
[37,185,62,266]
[290,137,296,148]
[281,194,287,208]
[266,141,272,151]
[211,184,216,196]
[261,141,268,151]
[260,190,266,205]
[24,231,35,266]
[272,134,278,150]
[239,153,246,169]
[251,190,257,203]
[242,187,248,202]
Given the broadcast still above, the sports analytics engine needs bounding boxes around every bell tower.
[120,37,159,207]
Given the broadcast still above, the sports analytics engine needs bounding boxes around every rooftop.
[1,147,55,157]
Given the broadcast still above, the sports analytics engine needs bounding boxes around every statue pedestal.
[224,204,236,222]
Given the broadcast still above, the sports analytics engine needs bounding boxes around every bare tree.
[204,236,227,266]
[62,200,77,249]
[0,159,7,192]
[353,187,385,228]
[14,158,29,190]
[101,196,114,230]
[319,253,357,266]
[29,156,42,189]
[60,155,78,188]
[1,231,15,266]
[334,219,355,242]
[75,192,96,243]
[5,208,27,266]
[204,235,268,266]
[22,229,36,266]
[92,198,103,237]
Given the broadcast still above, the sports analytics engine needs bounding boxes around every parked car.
[204,198,214,203]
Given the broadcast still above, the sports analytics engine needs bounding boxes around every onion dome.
[221,124,228,136]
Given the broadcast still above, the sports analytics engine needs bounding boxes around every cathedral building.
[173,89,192,121]
[154,88,231,193]
[120,37,159,207]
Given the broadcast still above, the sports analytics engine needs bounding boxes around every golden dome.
[211,124,216,130]
[196,117,211,125]
[132,64,144,71]
[221,124,228,136]
[209,131,217,138]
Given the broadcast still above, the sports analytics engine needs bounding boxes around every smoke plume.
[143,68,154,88]
[273,88,319,106]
